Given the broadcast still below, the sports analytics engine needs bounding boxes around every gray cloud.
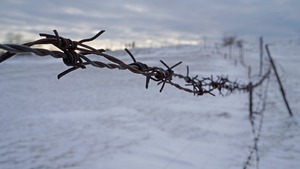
[0,0,299,47]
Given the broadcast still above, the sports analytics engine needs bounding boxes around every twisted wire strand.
[0,29,284,169]
[243,73,270,169]
[0,44,66,59]
[0,30,271,96]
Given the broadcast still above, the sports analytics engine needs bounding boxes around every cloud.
[123,4,148,13]
[0,0,299,47]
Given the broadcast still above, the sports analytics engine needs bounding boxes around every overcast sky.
[0,0,299,48]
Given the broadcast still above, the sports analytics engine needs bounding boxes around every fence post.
[265,45,293,117]
[259,37,263,76]
[249,83,254,118]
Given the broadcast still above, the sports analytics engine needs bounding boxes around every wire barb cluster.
[0,30,294,169]
[0,30,266,96]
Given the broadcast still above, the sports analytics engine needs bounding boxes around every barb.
[0,30,292,169]
[0,30,272,96]
[243,54,271,169]
[243,77,270,169]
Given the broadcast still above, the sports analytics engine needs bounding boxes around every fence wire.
[0,30,270,97]
[0,30,293,169]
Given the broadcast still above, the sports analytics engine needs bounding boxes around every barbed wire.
[0,30,294,169]
[242,44,292,169]
[0,30,269,97]
[243,67,270,169]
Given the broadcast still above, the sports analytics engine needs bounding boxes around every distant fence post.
[249,83,254,118]
[259,37,263,76]
[265,45,293,117]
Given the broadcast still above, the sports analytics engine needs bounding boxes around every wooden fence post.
[259,37,263,76]
[265,45,293,117]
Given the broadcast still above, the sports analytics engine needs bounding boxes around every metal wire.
[0,30,270,96]
[0,30,292,169]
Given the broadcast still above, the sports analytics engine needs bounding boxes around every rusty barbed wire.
[243,69,270,169]
[0,30,294,169]
[0,30,271,96]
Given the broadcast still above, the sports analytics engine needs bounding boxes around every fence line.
[243,66,270,169]
[0,30,293,169]
[0,30,261,96]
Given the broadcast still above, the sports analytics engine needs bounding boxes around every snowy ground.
[0,42,299,169]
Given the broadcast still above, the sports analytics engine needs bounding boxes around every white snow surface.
[0,43,299,169]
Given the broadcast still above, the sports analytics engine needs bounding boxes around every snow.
[0,42,299,169]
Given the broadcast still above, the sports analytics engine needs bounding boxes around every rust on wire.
[0,30,270,96]
[0,29,293,169]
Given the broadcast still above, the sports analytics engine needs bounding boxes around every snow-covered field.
[0,42,299,169]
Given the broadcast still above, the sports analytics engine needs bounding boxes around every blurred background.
[1,1,300,169]
[0,0,299,50]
